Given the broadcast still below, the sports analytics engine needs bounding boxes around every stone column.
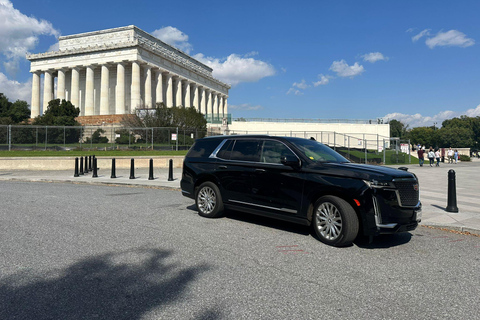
[131,61,141,112]
[71,68,80,111]
[213,93,219,116]
[31,71,41,117]
[224,97,228,116]
[43,70,53,112]
[144,66,152,108]
[184,81,191,108]
[57,69,66,100]
[219,95,224,117]
[85,66,95,116]
[175,77,182,106]
[165,73,173,107]
[155,70,164,105]
[100,64,109,115]
[207,90,213,116]
[200,88,206,115]
[191,84,198,111]
[116,63,125,114]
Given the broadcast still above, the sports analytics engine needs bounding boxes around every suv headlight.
[363,180,394,189]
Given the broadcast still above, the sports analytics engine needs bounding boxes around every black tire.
[312,196,359,247]
[195,182,224,218]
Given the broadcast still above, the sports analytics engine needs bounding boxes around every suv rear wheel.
[312,196,359,247]
[195,182,224,218]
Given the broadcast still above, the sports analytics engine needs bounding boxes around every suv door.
[249,139,305,216]
[214,139,262,205]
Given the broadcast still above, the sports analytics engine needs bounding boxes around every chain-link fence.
[0,125,213,151]
[1,125,412,165]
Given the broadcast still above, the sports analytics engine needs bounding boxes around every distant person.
[447,147,454,164]
[417,147,425,167]
[454,149,459,164]
[435,149,441,167]
[427,147,435,167]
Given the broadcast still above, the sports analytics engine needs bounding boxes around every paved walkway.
[1,160,479,236]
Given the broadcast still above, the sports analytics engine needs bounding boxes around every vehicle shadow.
[0,247,218,320]
[354,233,413,249]
[187,205,412,248]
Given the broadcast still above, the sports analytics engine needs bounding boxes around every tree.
[120,103,207,144]
[388,119,408,138]
[0,93,30,124]
[33,99,81,144]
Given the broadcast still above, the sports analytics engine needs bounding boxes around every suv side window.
[216,140,234,159]
[187,139,223,158]
[230,140,262,162]
[260,140,296,164]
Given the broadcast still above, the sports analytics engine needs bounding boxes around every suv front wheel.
[312,196,359,247]
[195,182,224,218]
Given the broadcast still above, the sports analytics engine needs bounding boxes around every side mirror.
[281,155,301,168]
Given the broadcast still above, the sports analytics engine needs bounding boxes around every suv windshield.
[289,138,349,163]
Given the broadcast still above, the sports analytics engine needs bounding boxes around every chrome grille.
[394,180,420,207]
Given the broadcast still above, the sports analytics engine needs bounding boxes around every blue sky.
[1,0,480,127]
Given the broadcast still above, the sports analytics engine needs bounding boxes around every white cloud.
[151,26,193,54]
[293,79,309,90]
[383,105,480,128]
[425,30,475,49]
[194,52,275,86]
[362,52,388,63]
[229,103,263,111]
[286,88,303,96]
[329,60,364,78]
[0,72,32,103]
[313,74,330,87]
[412,29,430,42]
[0,0,59,75]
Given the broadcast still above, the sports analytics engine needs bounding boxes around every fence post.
[45,126,48,151]
[8,124,11,151]
[176,127,179,151]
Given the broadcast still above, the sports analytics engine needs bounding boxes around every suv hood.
[306,162,416,181]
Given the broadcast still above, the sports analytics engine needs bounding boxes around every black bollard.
[111,158,116,178]
[84,156,89,174]
[79,156,84,175]
[129,158,135,179]
[74,157,79,177]
[168,159,174,181]
[148,158,154,180]
[89,155,92,171]
[446,169,459,212]
[92,158,98,178]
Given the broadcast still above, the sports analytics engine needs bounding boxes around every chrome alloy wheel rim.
[315,202,342,240]
[198,186,216,214]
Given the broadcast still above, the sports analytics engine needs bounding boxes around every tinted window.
[186,139,222,158]
[289,138,349,163]
[216,140,233,159]
[230,140,261,162]
[261,140,296,164]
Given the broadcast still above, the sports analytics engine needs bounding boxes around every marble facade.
[27,25,230,119]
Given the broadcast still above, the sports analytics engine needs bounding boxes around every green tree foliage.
[388,119,408,138]
[120,103,207,144]
[0,93,31,124]
[32,99,82,144]
[86,128,109,144]
[390,115,480,151]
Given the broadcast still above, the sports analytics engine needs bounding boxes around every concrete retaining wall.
[0,156,184,170]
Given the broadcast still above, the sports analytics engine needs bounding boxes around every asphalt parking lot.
[1,180,479,319]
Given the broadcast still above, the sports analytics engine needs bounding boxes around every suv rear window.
[186,139,223,158]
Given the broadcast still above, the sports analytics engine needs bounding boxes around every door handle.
[219,165,227,169]
[255,169,266,173]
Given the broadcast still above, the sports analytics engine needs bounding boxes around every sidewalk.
[1,160,479,236]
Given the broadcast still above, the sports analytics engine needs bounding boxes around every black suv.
[181,135,421,246]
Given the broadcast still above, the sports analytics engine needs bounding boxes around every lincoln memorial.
[27,25,230,120]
